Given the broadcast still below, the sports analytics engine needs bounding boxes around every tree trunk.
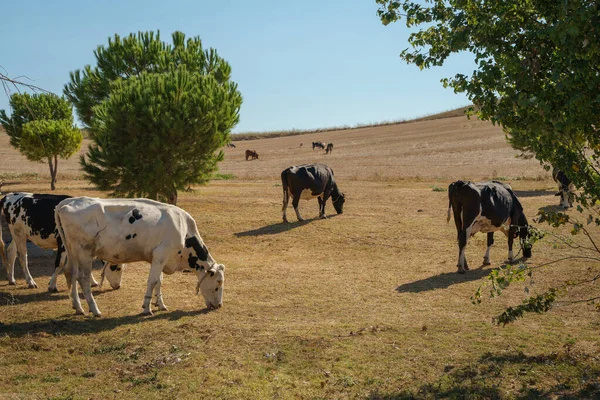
[167,190,178,205]
[48,157,56,191]
[53,155,58,185]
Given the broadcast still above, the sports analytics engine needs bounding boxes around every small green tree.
[65,30,241,204]
[376,0,600,322]
[0,93,82,190]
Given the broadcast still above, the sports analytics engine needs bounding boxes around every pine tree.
[65,31,241,204]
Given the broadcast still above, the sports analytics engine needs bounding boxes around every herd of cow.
[240,141,335,161]
[0,156,573,316]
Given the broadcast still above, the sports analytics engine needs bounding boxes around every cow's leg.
[483,232,494,265]
[560,191,569,209]
[142,256,165,315]
[67,258,86,315]
[152,272,168,311]
[457,229,469,273]
[14,237,37,288]
[292,192,304,221]
[506,228,516,263]
[318,196,327,219]
[90,271,100,287]
[77,257,102,317]
[282,190,290,223]
[456,208,479,273]
[5,240,18,285]
[48,249,67,292]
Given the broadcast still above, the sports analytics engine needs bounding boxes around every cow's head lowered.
[185,236,225,310]
[332,186,346,215]
[99,262,125,290]
[514,213,533,259]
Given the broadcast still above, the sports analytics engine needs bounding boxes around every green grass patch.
[212,173,235,180]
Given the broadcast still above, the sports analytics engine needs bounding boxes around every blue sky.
[0,0,474,133]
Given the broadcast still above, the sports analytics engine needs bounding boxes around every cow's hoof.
[457,269,466,274]
[8,281,16,286]
[482,259,491,266]
[141,308,153,316]
[74,309,86,315]
[91,282,99,288]
[158,305,168,312]
[283,218,288,223]
[27,282,38,289]
[319,214,327,219]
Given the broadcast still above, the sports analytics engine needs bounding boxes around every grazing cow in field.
[281,163,345,222]
[447,180,532,273]
[552,167,574,209]
[325,143,334,154]
[0,193,123,291]
[245,149,259,160]
[227,143,236,148]
[55,197,225,317]
[312,141,325,150]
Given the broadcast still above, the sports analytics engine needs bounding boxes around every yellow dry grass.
[0,115,598,399]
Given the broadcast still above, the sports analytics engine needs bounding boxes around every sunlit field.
[1,115,598,399]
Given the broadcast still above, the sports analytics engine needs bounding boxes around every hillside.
[0,109,547,184]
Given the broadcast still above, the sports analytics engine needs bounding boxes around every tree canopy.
[377,0,600,205]
[68,31,242,204]
[0,93,82,190]
[64,31,233,128]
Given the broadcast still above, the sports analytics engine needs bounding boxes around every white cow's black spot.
[129,208,143,224]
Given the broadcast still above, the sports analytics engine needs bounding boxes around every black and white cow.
[312,141,325,150]
[325,143,334,154]
[447,180,532,273]
[55,197,224,317]
[0,192,123,290]
[552,167,574,209]
[281,163,345,223]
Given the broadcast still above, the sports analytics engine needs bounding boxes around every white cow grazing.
[55,197,225,317]
[0,192,123,291]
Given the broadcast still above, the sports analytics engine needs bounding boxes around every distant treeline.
[231,105,474,142]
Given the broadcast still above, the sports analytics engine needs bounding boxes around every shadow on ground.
[0,286,115,306]
[538,204,569,214]
[395,258,527,294]
[235,219,313,237]
[0,308,211,338]
[367,351,600,399]
[513,189,556,198]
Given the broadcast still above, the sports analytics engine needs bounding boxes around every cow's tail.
[281,169,290,210]
[0,196,7,268]
[447,180,468,225]
[447,182,455,223]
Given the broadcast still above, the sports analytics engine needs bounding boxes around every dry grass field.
[0,115,599,399]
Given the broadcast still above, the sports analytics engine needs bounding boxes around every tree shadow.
[367,350,600,399]
[0,308,213,338]
[513,189,557,198]
[395,258,527,294]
